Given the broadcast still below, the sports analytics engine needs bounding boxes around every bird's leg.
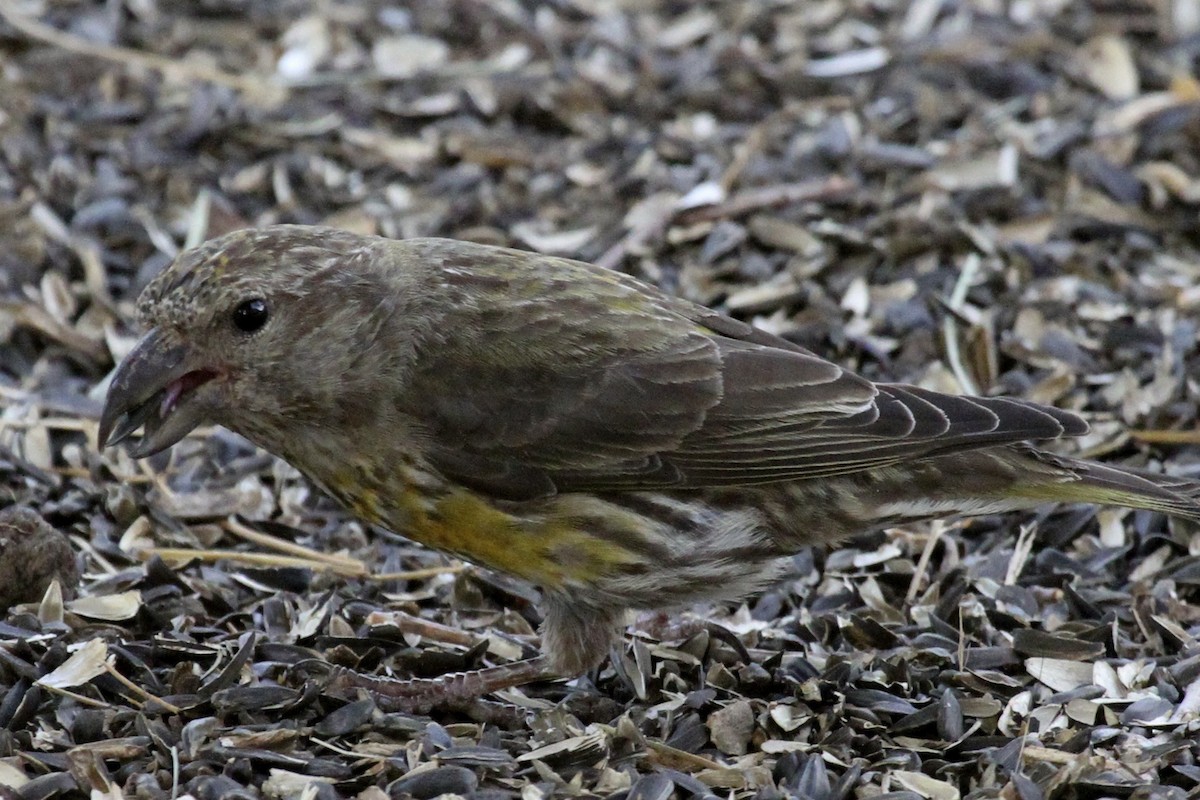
[326,599,621,713]
[327,655,561,713]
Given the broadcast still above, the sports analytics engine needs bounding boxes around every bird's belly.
[320,468,644,588]
[401,489,647,589]
[322,468,789,608]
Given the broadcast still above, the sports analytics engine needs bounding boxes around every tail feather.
[769,447,1200,542]
[1009,456,1200,522]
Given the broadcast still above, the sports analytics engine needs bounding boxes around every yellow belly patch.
[411,490,637,588]
[324,463,640,588]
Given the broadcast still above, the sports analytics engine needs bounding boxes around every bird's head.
[99,225,416,458]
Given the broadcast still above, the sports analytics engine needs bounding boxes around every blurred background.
[2,2,1200,798]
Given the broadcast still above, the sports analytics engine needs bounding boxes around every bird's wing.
[401,242,1085,499]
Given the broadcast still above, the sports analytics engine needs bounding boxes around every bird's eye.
[232,298,269,333]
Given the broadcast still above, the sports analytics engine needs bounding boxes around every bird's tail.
[1005,453,1200,522]
[755,447,1200,547]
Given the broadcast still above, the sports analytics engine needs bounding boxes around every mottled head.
[99,225,421,458]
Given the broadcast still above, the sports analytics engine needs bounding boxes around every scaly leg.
[326,655,560,713]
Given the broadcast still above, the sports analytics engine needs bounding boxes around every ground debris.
[1,1,1200,798]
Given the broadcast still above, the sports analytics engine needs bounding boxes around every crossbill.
[100,225,1200,707]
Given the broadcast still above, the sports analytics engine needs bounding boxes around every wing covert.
[394,240,1084,498]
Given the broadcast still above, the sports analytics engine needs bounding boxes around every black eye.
[232,298,269,333]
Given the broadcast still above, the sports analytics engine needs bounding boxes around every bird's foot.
[325,655,560,714]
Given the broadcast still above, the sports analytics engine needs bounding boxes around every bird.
[99,224,1200,710]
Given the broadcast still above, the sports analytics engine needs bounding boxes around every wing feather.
[396,240,1086,498]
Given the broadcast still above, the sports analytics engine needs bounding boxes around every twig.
[104,662,183,714]
[0,5,277,98]
[905,520,945,605]
[221,516,366,573]
[370,563,467,582]
[673,175,855,225]
[1129,428,1200,445]
[135,547,367,577]
[365,608,478,647]
[37,684,113,709]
